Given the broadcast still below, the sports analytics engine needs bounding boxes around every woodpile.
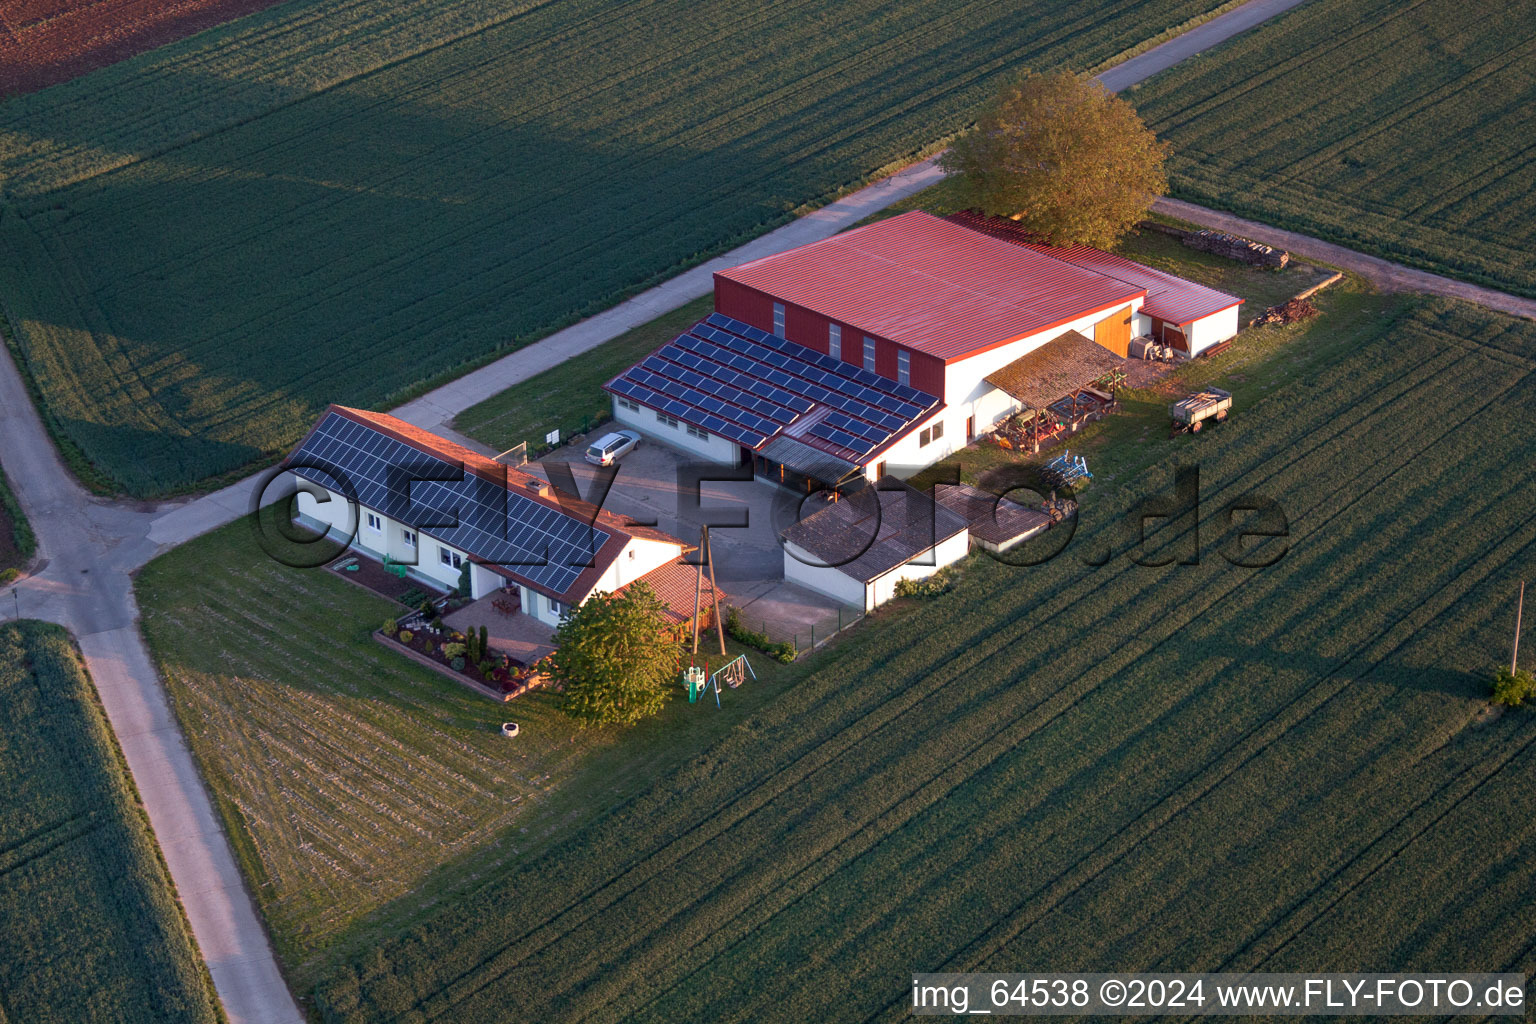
[1249,297,1319,327]
[1184,229,1289,268]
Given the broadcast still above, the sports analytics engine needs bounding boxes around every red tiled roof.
[615,559,726,626]
[946,211,1242,326]
[714,210,1144,363]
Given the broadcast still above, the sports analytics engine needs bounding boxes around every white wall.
[293,484,495,598]
[782,540,868,608]
[588,536,681,594]
[1184,305,1241,355]
[612,398,739,464]
[520,584,566,627]
[869,299,1144,478]
[866,530,970,610]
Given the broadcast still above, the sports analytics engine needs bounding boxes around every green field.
[0,461,34,575]
[1130,0,1536,297]
[312,294,1536,1020]
[0,621,220,1024]
[0,0,1243,496]
[135,514,796,984]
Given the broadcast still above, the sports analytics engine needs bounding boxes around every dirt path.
[1153,198,1536,321]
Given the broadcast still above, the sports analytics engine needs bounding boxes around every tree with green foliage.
[457,560,472,597]
[940,70,1168,248]
[549,582,680,726]
[1491,665,1535,707]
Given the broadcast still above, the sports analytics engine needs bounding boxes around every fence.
[747,602,866,659]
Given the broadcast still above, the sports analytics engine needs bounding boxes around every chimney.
[525,477,550,498]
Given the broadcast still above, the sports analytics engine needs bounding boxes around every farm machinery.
[1170,387,1232,437]
[1042,450,1091,490]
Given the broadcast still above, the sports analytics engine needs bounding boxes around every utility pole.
[1514,580,1525,675]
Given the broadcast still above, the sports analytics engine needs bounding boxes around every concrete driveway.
[536,442,853,647]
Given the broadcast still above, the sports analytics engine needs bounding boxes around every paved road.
[0,342,306,1024]
[1154,198,1536,321]
[2,0,1457,1019]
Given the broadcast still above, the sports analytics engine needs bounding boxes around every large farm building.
[604,211,1241,488]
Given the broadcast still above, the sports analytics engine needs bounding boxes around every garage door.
[1094,305,1132,357]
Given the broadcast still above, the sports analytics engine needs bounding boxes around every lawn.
[135,512,803,986]
[1128,0,1536,297]
[454,295,714,455]
[312,293,1536,1021]
[0,461,35,576]
[0,0,1243,496]
[0,620,221,1024]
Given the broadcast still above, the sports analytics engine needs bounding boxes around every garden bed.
[374,623,552,703]
[328,553,450,609]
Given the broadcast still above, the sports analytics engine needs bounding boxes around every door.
[966,415,975,442]
[1094,305,1133,357]
[1163,324,1189,353]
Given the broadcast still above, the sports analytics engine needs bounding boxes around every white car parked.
[584,429,641,467]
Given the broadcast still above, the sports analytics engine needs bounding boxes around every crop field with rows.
[0,0,1236,496]
[314,296,1536,1021]
[135,516,795,983]
[0,621,219,1024]
[1132,0,1536,297]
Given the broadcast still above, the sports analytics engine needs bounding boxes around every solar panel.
[289,413,609,594]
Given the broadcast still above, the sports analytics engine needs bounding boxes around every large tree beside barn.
[940,70,1168,248]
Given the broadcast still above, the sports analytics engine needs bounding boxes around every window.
[919,421,945,447]
[366,512,382,532]
[863,336,876,372]
[656,410,679,428]
[897,350,910,386]
[617,396,640,413]
[828,323,841,360]
[549,596,564,616]
[439,547,462,569]
[919,427,931,446]
[772,302,785,336]
[628,548,636,560]
[931,420,944,441]
[402,529,416,548]
[686,422,709,439]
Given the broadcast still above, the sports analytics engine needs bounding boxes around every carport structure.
[984,330,1127,452]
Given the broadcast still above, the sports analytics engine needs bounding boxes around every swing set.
[684,525,753,705]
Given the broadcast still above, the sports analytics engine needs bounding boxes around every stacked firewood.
[1249,297,1319,327]
[1185,229,1289,268]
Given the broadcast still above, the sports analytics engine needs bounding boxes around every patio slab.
[444,592,556,666]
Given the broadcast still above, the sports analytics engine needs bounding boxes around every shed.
[933,483,1053,553]
[780,482,970,611]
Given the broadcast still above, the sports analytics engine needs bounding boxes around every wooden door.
[1163,325,1189,353]
[1094,305,1133,357]
[966,415,975,442]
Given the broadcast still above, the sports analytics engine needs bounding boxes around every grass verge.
[0,620,223,1024]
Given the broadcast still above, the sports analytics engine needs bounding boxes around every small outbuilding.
[932,483,1053,553]
[780,482,970,612]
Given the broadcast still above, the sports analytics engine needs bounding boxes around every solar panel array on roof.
[289,412,609,594]
[605,314,939,461]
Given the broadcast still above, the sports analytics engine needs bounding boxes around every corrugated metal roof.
[759,434,859,483]
[946,210,1243,325]
[715,211,1145,363]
